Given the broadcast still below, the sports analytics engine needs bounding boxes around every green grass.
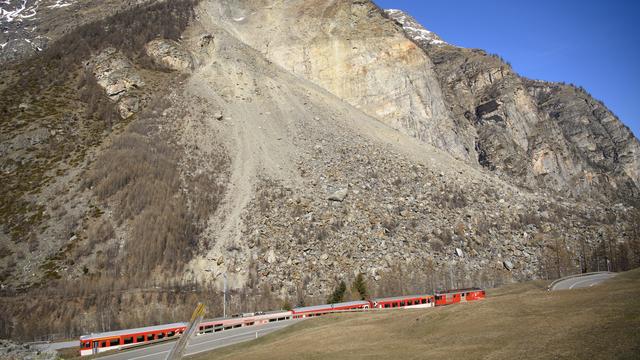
[191,269,640,360]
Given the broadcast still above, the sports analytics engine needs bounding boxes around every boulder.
[89,47,144,101]
[117,97,140,119]
[503,260,514,271]
[266,249,277,264]
[328,188,348,202]
[145,39,194,71]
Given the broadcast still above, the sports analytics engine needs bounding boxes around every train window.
[83,342,90,348]
[157,333,165,340]
[136,335,144,342]
[384,303,390,308]
[421,299,426,304]
[168,331,175,337]
[101,342,106,348]
[147,334,155,341]
[400,301,405,306]
[123,337,133,345]
[110,339,119,347]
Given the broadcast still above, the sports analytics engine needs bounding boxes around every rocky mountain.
[387,8,640,199]
[0,0,638,341]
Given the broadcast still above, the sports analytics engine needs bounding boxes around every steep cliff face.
[387,9,640,201]
[526,80,640,194]
[201,0,474,161]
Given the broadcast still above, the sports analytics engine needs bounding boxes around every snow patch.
[1,0,36,22]
[1,0,75,24]
[384,9,450,47]
[48,0,72,9]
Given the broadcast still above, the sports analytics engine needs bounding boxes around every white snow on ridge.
[48,0,72,9]
[1,0,75,24]
[1,0,36,23]
[385,8,449,47]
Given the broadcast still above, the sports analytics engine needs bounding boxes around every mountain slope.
[0,0,638,341]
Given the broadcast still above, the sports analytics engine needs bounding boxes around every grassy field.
[190,270,640,360]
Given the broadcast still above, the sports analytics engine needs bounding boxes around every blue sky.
[374,0,640,139]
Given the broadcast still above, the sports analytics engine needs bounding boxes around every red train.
[79,288,485,356]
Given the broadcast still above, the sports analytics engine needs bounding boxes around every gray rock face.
[526,80,640,192]
[144,39,194,71]
[88,47,144,119]
[418,32,640,200]
[204,0,473,161]
[89,47,144,101]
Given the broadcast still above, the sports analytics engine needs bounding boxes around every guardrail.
[547,271,613,291]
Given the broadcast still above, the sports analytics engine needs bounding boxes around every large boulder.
[88,47,144,101]
[144,39,194,71]
[328,188,348,202]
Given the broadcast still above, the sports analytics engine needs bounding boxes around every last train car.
[79,322,187,356]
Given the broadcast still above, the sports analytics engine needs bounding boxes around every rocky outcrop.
[526,80,640,192]
[89,47,144,100]
[145,39,194,71]
[403,18,640,201]
[88,47,144,118]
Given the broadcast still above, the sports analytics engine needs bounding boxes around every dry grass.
[192,269,640,360]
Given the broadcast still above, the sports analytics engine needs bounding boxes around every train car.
[79,322,187,356]
[434,288,485,306]
[292,300,372,318]
[196,311,293,334]
[373,294,435,309]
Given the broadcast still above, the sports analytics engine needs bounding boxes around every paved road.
[550,272,616,291]
[99,319,298,360]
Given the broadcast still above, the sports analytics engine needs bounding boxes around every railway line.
[78,288,485,356]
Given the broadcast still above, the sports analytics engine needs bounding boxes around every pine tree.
[327,280,347,304]
[353,273,369,300]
